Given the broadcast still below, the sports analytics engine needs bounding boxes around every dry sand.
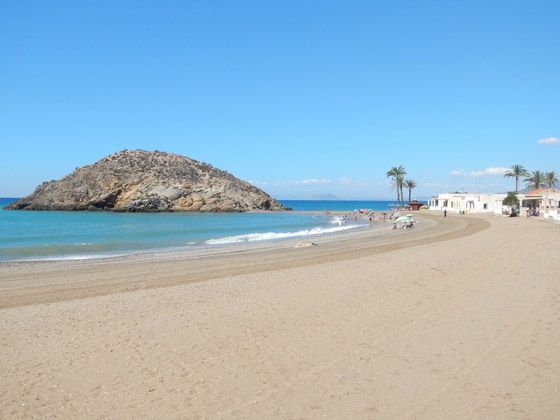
[1,213,559,418]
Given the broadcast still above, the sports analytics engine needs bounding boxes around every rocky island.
[5,150,286,212]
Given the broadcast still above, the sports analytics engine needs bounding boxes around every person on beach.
[444,209,447,218]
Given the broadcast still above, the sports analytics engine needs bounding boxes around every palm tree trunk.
[515,176,519,193]
[408,187,411,203]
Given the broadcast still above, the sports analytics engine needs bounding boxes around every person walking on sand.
[444,209,447,218]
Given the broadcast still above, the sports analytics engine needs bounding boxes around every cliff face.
[6,150,286,212]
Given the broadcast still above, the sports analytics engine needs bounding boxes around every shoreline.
[0,209,394,265]
[0,208,377,264]
[0,212,479,309]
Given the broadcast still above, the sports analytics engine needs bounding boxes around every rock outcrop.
[5,150,286,212]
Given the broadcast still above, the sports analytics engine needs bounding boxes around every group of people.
[327,210,417,230]
[392,221,414,230]
[332,210,377,226]
[526,207,540,217]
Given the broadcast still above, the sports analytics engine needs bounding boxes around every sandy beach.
[1,213,559,418]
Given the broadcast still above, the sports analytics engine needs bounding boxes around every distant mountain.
[311,194,340,200]
[5,150,286,212]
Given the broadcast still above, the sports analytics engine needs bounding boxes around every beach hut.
[407,200,423,211]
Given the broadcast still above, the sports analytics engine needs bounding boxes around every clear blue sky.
[1,1,559,199]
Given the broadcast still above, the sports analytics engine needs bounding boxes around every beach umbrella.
[395,216,412,223]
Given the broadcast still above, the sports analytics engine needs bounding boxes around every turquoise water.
[0,198,402,262]
[282,200,402,212]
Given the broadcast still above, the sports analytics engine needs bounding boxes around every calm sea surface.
[0,198,405,262]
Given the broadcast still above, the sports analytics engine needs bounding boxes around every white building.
[428,193,507,214]
[429,190,560,220]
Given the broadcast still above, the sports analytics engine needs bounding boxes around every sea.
[0,198,405,262]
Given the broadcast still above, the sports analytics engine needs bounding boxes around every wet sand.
[1,213,559,418]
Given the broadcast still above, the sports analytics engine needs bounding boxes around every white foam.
[206,224,361,245]
[7,252,131,262]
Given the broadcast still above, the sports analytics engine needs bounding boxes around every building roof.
[524,188,557,197]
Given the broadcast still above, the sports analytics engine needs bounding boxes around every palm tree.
[403,179,417,203]
[397,173,405,208]
[524,170,545,191]
[386,167,400,203]
[504,164,528,193]
[386,165,406,206]
[544,171,558,188]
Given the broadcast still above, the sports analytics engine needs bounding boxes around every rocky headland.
[5,150,286,212]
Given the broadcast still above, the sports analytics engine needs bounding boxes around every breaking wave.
[205,224,361,245]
